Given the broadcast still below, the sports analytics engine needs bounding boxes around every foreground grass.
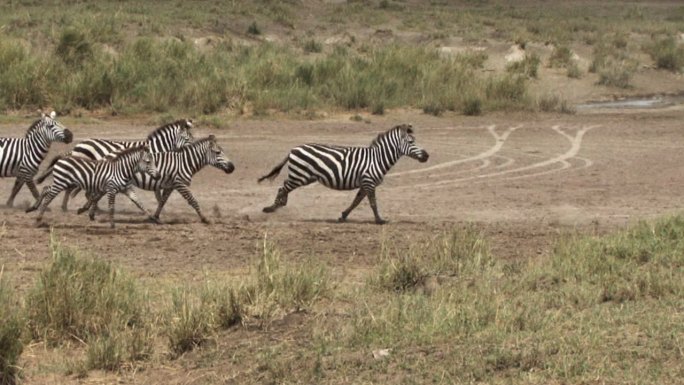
[5,217,684,383]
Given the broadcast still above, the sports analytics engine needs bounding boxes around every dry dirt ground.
[1,106,684,382]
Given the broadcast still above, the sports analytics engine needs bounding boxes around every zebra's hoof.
[338,216,347,223]
[263,206,275,213]
[76,208,88,215]
[375,219,387,225]
[148,216,162,224]
[25,206,36,213]
[201,218,212,225]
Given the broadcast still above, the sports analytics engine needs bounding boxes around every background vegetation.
[0,0,682,117]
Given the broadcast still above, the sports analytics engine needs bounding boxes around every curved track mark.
[390,125,522,177]
[398,125,597,189]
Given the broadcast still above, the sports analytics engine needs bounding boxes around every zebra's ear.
[50,111,57,119]
[186,119,194,128]
[208,134,216,141]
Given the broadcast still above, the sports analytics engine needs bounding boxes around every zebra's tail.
[258,156,288,183]
[35,155,63,184]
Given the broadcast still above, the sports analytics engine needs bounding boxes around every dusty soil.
[2,106,684,383]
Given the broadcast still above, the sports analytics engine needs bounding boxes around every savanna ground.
[1,1,684,384]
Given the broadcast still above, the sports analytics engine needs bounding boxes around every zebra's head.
[147,119,194,151]
[205,135,235,174]
[28,111,73,144]
[394,124,429,163]
[177,119,194,147]
[135,145,161,180]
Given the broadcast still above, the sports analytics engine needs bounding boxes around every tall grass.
[329,217,684,383]
[0,270,23,385]
[25,237,151,370]
[0,35,531,116]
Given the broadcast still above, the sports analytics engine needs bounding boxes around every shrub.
[55,29,94,67]
[506,53,540,78]
[303,39,323,54]
[548,45,573,68]
[646,36,684,72]
[597,59,635,88]
[462,97,482,116]
[0,273,23,385]
[566,61,582,78]
[247,21,261,35]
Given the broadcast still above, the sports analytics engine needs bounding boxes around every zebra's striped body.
[27,145,160,228]
[258,124,428,224]
[37,119,193,211]
[83,135,234,223]
[0,112,73,207]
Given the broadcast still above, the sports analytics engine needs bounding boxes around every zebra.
[80,135,235,224]
[26,145,160,228]
[0,111,73,207]
[258,123,429,224]
[36,119,194,211]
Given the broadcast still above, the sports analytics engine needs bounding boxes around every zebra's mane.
[147,119,191,140]
[178,135,215,153]
[24,118,44,138]
[369,125,411,147]
[105,145,147,162]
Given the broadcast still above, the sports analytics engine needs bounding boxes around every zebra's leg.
[339,189,367,223]
[155,189,164,204]
[26,186,49,213]
[87,192,106,221]
[122,188,160,224]
[62,187,75,211]
[77,190,98,215]
[6,178,25,207]
[26,179,40,200]
[263,178,313,213]
[175,185,210,224]
[152,189,174,222]
[263,187,289,213]
[107,190,118,228]
[366,188,386,225]
[35,186,63,223]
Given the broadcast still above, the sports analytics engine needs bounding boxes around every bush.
[506,53,540,78]
[462,97,482,116]
[566,61,582,78]
[646,36,684,72]
[597,59,636,88]
[0,273,23,385]
[25,238,150,370]
[55,29,94,67]
[247,21,261,35]
[548,45,573,68]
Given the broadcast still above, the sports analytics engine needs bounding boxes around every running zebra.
[27,145,160,228]
[81,135,234,224]
[37,119,194,211]
[258,124,429,224]
[0,111,73,207]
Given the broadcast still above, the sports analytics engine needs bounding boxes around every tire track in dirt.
[389,125,521,177]
[392,125,597,189]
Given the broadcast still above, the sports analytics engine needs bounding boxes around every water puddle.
[576,93,684,110]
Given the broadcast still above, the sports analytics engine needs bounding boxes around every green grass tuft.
[0,270,24,385]
[25,237,151,371]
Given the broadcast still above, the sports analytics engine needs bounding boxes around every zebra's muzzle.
[222,162,235,174]
[62,129,74,144]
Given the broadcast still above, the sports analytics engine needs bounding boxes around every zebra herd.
[1,112,429,228]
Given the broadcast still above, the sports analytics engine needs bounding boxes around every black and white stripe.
[36,119,194,211]
[27,145,160,228]
[258,124,429,224]
[84,135,235,224]
[0,111,73,207]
